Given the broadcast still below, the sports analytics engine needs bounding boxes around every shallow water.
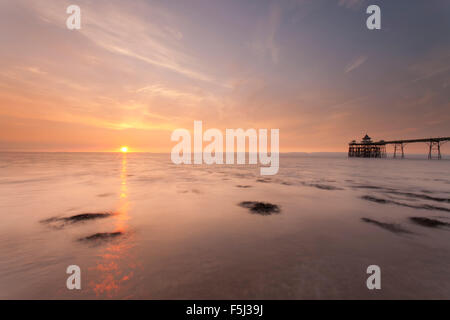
[0,152,449,299]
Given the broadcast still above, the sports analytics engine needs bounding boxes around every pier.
[348,134,450,159]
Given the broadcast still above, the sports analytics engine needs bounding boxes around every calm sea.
[0,152,449,299]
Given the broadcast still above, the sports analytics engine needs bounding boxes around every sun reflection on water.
[90,153,138,297]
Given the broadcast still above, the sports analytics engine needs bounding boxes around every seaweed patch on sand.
[309,183,343,191]
[361,218,412,234]
[361,195,450,212]
[361,195,389,204]
[410,217,450,228]
[387,191,450,203]
[96,193,114,198]
[239,201,280,215]
[301,181,343,190]
[352,185,386,190]
[78,232,123,242]
[41,212,113,228]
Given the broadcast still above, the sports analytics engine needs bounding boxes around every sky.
[0,0,449,152]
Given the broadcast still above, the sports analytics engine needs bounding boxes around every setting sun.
[120,146,129,153]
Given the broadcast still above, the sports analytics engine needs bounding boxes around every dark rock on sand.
[410,217,450,228]
[79,232,123,242]
[239,201,280,215]
[361,218,412,234]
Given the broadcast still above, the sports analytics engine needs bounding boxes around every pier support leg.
[393,143,404,159]
[428,141,442,160]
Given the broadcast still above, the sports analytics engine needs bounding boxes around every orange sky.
[0,0,449,153]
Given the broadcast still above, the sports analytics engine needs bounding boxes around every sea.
[0,152,449,299]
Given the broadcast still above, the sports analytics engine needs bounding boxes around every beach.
[0,152,449,299]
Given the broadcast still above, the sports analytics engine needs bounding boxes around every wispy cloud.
[338,0,365,10]
[409,51,450,82]
[345,55,368,73]
[23,66,47,75]
[250,2,282,64]
[24,0,218,84]
[266,3,282,64]
[102,44,213,83]
[135,83,214,105]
